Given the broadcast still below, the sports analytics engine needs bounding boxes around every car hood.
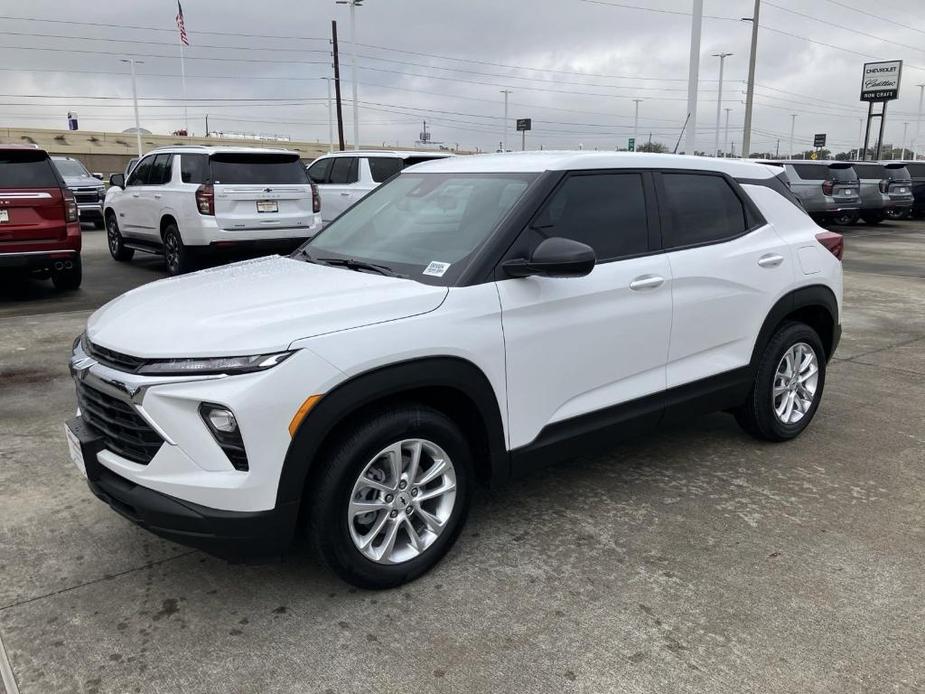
[62,175,103,188]
[87,255,448,358]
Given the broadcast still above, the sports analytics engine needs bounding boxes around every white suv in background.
[104,146,322,275]
[307,150,453,223]
[67,152,842,589]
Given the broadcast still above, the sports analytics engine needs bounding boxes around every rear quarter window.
[180,153,210,184]
[0,150,60,187]
[904,162,925,178]
[210,154,309,185]
[368,157,403,183]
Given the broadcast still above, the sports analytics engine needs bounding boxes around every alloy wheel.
[107,218,120,255]
[347,438,457,565]
[165,233,180,273]
[772,342,819,424]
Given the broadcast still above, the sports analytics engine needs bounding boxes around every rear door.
[314,156,360,223]
[136,153,173,239]
[0,149,67,251]
[210,152,313,231]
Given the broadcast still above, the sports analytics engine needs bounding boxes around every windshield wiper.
[314,256,406,278]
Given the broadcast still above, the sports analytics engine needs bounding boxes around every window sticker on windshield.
[423,261,451,277]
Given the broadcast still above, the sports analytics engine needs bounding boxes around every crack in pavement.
[0,550,197,614]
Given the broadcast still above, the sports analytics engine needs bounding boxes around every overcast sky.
[3,0,925,155]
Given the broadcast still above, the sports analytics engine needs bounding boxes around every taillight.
[878,179,889,193]
[62,188,78,223]
[311,182,321,214]
[821,180,834,196]
[816,231,844,261]
[195,184,214,215]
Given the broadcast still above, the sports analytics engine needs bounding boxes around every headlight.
[98,188,106,201]
[136,351,294,376]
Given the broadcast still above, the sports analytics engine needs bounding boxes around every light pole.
[712,52,732,157]
[789,113,796,159]
[901,121,909,160]
[321,77,334,153]
[685,0,703,155]
[336,0,362,150]
[914,84,925,160]
[500,89,512,151]
[633,99,642,150]
[120,57,143,157]
[723,107,732,157]
[857,117,864,159]
[741,0,761,158]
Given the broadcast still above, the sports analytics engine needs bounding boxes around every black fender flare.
[750,284,839,367]
[275,356,509,508]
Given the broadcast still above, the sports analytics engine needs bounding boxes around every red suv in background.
[0,145,82,290]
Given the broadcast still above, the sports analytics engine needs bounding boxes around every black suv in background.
[901,161,925,218]
[850,162,913,224]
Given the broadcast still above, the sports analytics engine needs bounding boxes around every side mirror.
[110,173,125,189]
[503,236,596,278]
[92,172,104,180]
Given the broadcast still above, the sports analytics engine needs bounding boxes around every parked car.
[66,152,842,588]
[307,150,453,224]
[104,145,322,275]
[124,157,138,179]
[850,162,913,224]
[902,161,925,218]
[762,160,860,226]
[0,145,82,290]
[51,155,105,229]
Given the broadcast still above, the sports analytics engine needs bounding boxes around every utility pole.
[500,89,512,151]
[912,84,925,160]
[120,57,143,157]
[336,0,362,150]
[857,117,864,159]
[775,139,780,157]
[205,113,209,136]
[723,107,731,157]
[633,99,642,150]
[901,121,909,160]
[788,114,796,159]
[712,52,732,157]
[685,0,703,155]
[331,20,345,151]
[742,0,761,158]
[321,77,334,153]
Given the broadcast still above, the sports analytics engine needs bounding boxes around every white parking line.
[0,625,20,694]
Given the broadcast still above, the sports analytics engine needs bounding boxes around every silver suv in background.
[51,156,105,228]
[767,161,860,226]
[850,162,913,224]
[307,150,453,224]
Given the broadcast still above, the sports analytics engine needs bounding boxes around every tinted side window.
[126,156,154,186]
[533,173,648,261]
[790,164,827,180]
[904,162,925,178]
[307,158,333,183]
[149,154,173,185]
[328,157,358,184]
[180,154,210,184]
[0,151,60,187]
[368,157,403,183]
[661,173,748,248]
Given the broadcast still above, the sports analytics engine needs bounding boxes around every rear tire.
[163,224,194,275]
[307,404,473,589]
[861,211,884,225]
[106,212,134,262]
[51,255,82,291]
[734,321,826,442]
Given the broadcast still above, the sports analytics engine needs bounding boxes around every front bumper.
[67,416,298,560]
[77,203,104,222]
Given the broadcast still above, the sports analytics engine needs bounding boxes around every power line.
[818,0,925,37]
[0,44,329,64]
[577,0,736,21]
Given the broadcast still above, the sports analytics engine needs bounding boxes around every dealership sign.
[860,60,902,102]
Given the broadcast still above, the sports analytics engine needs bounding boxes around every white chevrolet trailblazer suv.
[104,145,322,275]
[67,152,843,588]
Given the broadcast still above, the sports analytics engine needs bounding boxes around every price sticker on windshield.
[423,261,451,277]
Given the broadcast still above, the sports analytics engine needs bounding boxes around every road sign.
[516,118,532,132]
[813,133,826,148]
[809,151,818,160]
[628,137,636,152]
[861,60,902,102]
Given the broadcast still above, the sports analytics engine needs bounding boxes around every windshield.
[53,158,90,178]
[302,172,536,284]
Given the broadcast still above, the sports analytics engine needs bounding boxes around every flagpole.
[180,42,188,134]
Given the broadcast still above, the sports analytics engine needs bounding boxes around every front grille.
[87,340,146,373]
[72,188,101,204]
[76,381,163,464]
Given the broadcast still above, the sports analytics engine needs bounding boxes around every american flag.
[176,1,189,46]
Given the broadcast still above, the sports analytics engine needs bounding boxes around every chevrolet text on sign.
[860,60,902,102]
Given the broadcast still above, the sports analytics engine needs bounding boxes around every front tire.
[307,404,473,589]
[163,224,194,275]
[106,212,134,261]
[735,321,826,441]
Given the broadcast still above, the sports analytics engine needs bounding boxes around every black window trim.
[652,169,766,253]
[126,154,156,187]
[149,152,173,186]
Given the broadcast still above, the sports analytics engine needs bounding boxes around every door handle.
[757,253,784,268]
[340,192,351,196]
[629,274,665,291]
[131,193,140,198]
[154,193,162,199]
